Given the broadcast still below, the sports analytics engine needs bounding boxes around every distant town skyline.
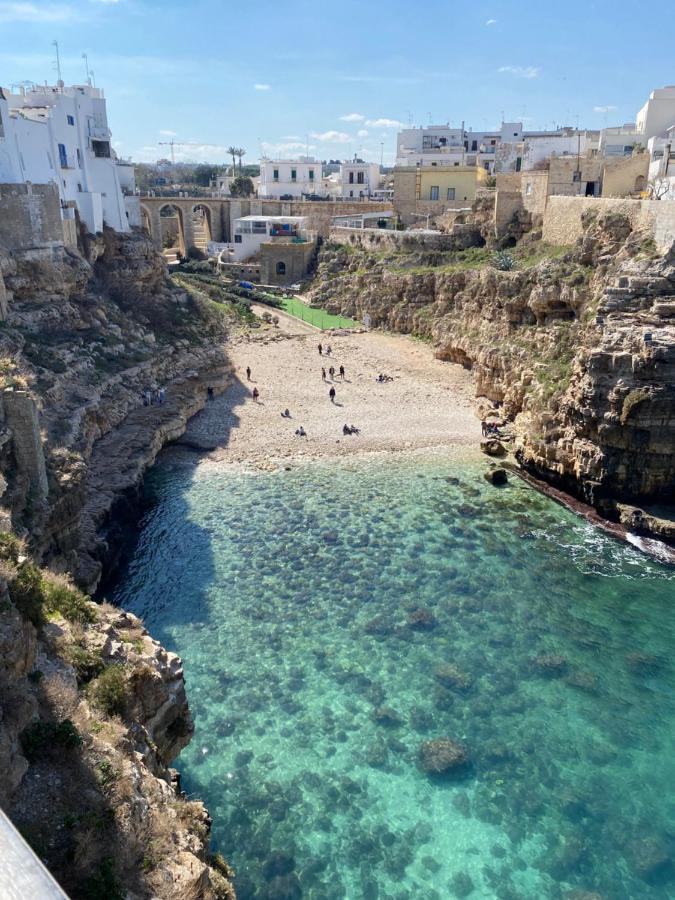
[0,0,672,166]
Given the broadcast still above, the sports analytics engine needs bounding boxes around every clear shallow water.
[113,450,675,900]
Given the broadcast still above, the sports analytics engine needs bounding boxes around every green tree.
[191,164,221,186]
[229,176,254,197]
[227,146,238,176]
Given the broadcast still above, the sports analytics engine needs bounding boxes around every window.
[349,172,354,184]
[446,188,455,200]
[291,169,297,181]
[76,148,82,168]
[77,183,82,192]
[471,140,477,151]
[454,162,459,167]
[515,157,522,172]
[273,168,279,181]
[234,234,242,243]
[430,186,439,200]
[276,261,286,276]
[58,143,68,168]
[67,115,75,126]
[513,132,518,137]
[357,171,365,184]
[91,140,111,158]
[309,169,314,181]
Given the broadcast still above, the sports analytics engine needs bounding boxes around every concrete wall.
[521,171,549,221]
[329,227,462,251]
[542,196,675,249]
[0,182,64,249]
[494,190,523,236]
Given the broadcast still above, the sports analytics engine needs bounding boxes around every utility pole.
[82,53,91,85]
[380,142,384,167]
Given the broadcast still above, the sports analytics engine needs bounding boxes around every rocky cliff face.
[310,213,675,537]
[0,229,240,897]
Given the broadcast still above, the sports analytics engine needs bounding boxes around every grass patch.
[275,295,360,329]
[621,388,650,425]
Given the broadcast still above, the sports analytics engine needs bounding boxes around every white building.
[338,160,381,199]
[259,158,322,198]
[0,81,133,234]
[648,127,675,200]
[636,87,675,142]
[217,215,310,262]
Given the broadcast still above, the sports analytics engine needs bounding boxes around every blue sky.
[0,0,672,166]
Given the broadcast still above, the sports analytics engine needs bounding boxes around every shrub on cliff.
[21,719,82,761]
[621,388,651,425]
[88,664,129,717]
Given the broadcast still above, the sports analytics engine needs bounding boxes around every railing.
[0,808,69,899]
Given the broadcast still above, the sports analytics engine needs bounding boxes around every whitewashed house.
[648,127,675,199]
[0,81,133,234]
[259,158,321,198]
[338,160,381,199]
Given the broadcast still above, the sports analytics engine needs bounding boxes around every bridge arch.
[191,203,213,250]
[158,203,186,258]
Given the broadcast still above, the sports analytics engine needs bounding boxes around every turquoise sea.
[113,449,675,899]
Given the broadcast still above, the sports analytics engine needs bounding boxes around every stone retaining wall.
[0,183,64,250]
[543,196,675,249]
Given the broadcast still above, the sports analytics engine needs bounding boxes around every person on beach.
[326,345,332,356]
[295,426,307,437]
[158,388,166,405]
[343,423,351,435]
[246,366,251,381]
[329,386,336,403]
[318,343,323,356]
[252,387,259,402]
[329,366,335,380]
[281,409,291,418]
[350,424,360,434]
[481,420,487,436]
[207,386,214,401]
[322,367,326,381]
[339,365,345,379]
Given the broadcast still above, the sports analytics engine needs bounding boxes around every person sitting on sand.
[343,423,351,435]
[295,426,307,437]
[281,409,291,418]
[350,424,360,434]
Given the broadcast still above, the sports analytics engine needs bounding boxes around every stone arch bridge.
[139,196,392,256]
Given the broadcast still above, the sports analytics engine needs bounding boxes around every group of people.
[375,373,393,383]
[322,365,346,381]
[342,424,360,435]
[143,387,166,407]
[481,420,502,437]
[318,343,332,356]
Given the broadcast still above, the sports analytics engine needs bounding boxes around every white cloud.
[262,141,316,157]
[593,105,617,113]
[365,118,404,128]
[485,17,497,25]
[357,129,369,137]
[254,83,271,91]
[311,130,351,143]
[159,129,177,137]
[340,112,365,122]
[498,65,540,79]
[281,135,300,140]
[0,2,74,21]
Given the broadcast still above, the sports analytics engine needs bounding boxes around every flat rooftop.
[236,215,307,223]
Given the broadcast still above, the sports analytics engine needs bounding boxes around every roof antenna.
[82,53,91,85]
[52,40,63,87]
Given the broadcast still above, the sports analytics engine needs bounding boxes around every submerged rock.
[407,608,438,630]
[419,738,470,777]
[484,467,508,486]
[449,871,475,897]
[532,653,568,677]
[626,835,673,882]
[373,706,403,727]
[434,663,473,692]
[480,438,507,457]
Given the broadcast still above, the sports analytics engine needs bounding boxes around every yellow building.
[416,166,489,201]
[393,165,489,223]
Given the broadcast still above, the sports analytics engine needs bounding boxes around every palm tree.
[227,146,237,177]
[235,147,246,175]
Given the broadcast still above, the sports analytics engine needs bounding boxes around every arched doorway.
[191,204,212,253]
[159,203,185,262]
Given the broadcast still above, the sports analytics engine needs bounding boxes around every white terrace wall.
[543,196,675,250]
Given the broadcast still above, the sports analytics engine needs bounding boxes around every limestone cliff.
[0,230,240,897]
[309,213,675,539]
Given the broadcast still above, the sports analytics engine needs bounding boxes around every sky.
[0,0,672,167]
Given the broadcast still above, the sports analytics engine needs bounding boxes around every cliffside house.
[0,81,137,235]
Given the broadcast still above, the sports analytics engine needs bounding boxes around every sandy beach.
[181,311,478,466]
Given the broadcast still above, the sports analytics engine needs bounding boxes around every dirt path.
[182,325,478,466]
